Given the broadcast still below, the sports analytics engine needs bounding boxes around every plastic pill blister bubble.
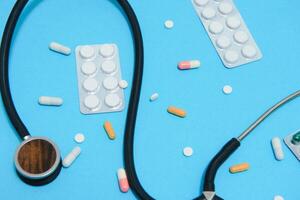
[192,0,262,68]
[75,44,125,114]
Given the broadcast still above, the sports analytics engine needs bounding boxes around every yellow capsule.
[104,121,116,140]
[167,106,187,118]
[229,163,250,174]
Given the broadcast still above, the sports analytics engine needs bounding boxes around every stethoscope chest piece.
[14,137,62,186]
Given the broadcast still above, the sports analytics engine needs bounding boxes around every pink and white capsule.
[178,60,201,70]
[117,168,129,193]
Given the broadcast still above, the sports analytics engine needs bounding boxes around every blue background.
[0,0,299,199]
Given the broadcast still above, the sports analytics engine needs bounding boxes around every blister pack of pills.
[192,0,262,68]
[284,130,300,160]
[75,44,125,114]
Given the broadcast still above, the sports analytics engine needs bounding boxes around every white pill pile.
[49,42,71,55]
[75,44,125,114]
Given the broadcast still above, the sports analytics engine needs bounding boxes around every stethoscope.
[1,0,299,199]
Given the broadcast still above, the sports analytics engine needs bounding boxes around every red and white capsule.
[117,168,129,193]
[178,60,201,70]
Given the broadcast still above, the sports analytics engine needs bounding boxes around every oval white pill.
[242,45,257,59]
[150,93,159,101]
[194,0,209,6]
[101,60,117,74]
[164,20,174,29]
[81,62,97,75]
[223,85,233,94]
[49,42,71,55]
[103,77,119,90]
[274,195,284,200]
[216,36,231,49]
[105,93,121,108]
[63,146,81,168]
[119,80,128,89]
[202,7,216,19]
[84,95,100,109]
[100,44,115,57]
[234,31,249,44]
[272,137,284,161]
[209,21,224,34]
[183,147,193,157]
[218,2,233,15]
[224,50,239,63]
[226,17,241,29]
[39,96,63,106]
[83,78,98,92]
[74,133,85,144]
[80,46,95,59]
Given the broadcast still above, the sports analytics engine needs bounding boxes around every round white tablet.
[234,31,249,44]
[80,46,95,59]
[202,7,216,19]
[274,195,284,200]
[218,2,233,15]
[216,36,231,49]
[81,62,97,75]
[194,0,209,7]
[105,93,121,108]
[183,147,193,157]
[119,80,128,89]
[74,133,85,144]
[223,85,233,94]
[101,60,117,74]
[209,21,224,34]
[224,50,239,63]
[84,95,100,109]
[83,78,98,92]
[103,77,119,90]
[164,20,174,29]
[242,45,257,59]
[226,17,241,29]
[100,44,115,57]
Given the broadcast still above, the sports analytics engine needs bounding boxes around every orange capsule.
[167,106,187,118]
[104,121,116,140]
[229,163,250,174]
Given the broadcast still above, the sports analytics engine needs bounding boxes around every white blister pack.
[192,0,262,68]
[75,44,125,114]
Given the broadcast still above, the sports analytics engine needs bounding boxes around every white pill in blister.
[272,137,284,161]
[224,50,239,63]
[119,80,128,89]
[218,2,233,15]
[80,46,95,59]
[226,17,241,29]
[202,8,216,19]
[234,31,249,44]
[216,36,231,49]
[49,42,71,55]
[100,45,115,57]
[74,133,85,144]
[242,45,257,59]
[39,96,63,106]
[194,0,209,7]
[209,21,224,34]
[101,60,117,74]
[183,147,193,157]
[223,85,233,94]
[274,195,284,200]
[63,146,81,168]
[84,95,100,109]
[83,78,98,92]
[81,62,97,75]
[164,20,174,29]
[105,93,121,108]
[103,77,119,90]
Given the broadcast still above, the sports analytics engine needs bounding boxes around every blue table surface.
[0,0,299,199]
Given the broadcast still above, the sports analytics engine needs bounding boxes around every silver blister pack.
[284,131,300,161]
[192,0,262,68]
[75,44,125,114]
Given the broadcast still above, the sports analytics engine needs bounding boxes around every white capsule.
[63,146,81,168]
[49,42,71,55]
[38,96,63,106]
[274,195,284,200]
[272,137,284,161]
[150,93,159,101]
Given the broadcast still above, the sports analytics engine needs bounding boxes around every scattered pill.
[183,147,194,157]
[62,146,81,168]
[167,106,186,118]
[49,42,71,55]
[272,137,284,161]
[74,133,85,144]
[178,60,201,70]
[119,80,128,89]
[38,96,63,106]
[150,93,159,102]
[274,195,284,200]
[223,85,233,95]
[164,20,174,29]
[117,168,129,193]
[104,121,116,140]
[229,163,250,174]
